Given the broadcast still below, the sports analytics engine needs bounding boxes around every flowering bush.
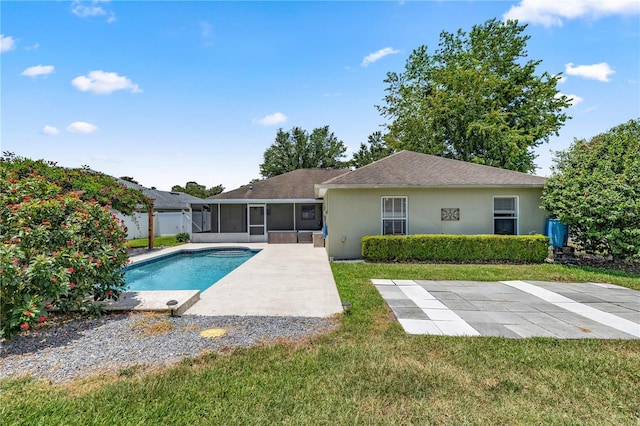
[0,162,135,340]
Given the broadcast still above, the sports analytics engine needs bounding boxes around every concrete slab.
[391,307,429,320]
[385,298,420,308]
[373,279,640,339]
[434,320,480,336]
[506,323,559,338]
[455,310,497,323]
[102,290,199,316]
[439,299,478,311]
[399,285,436,301]
[375,286,406,299]
[184,243,343,317]
[467,322,521,338]
[398,319,443,335]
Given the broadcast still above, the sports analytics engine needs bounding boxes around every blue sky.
[2,0,639,191]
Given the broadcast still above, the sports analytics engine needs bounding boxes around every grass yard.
[126,235,186,249]
[1,263,639,425]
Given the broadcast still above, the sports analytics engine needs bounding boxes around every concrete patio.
[105,243,343,318]
[374,279,640,339]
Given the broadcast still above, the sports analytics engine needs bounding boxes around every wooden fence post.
[147,199,155,250]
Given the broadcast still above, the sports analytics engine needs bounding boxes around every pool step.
[101,290,200,316]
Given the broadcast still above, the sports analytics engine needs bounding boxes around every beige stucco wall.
[324,187,548,259]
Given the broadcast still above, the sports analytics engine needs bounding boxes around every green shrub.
[0,164,130,340]
[362,234,549,263]
[541,118,640,260]
[175,232,190,243]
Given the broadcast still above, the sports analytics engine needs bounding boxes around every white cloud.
[42,125,60,135]
[361,47,400,67]
[67,121,98,133]
[255,112,288,126]
[503,0,639,27]
[72,70,141,94]
[565,62,615,82]
[21,65,55,78]
[26,42,40,51]
[556,92,583,106]
[201,21,213,38]
[71,1,116,23]
[1,34,16,53]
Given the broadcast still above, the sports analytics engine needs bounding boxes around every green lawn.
[1,263,639,425]
[126,235,186,249]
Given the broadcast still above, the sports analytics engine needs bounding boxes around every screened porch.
[190,202,323,243]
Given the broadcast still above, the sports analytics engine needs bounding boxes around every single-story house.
[315,150,548,259]
[189,150,548,259]
[116,179,204,239]
[190,169,349,244]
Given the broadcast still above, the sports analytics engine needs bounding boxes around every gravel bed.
[0,313,337,383]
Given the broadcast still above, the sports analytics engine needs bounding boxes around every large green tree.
[171,181,224,198]
[350,131,394,169]
[378,18,571,173]
[259,126,347,178]
[541,118,640,261]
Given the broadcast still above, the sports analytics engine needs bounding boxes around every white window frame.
[493,196,519,235]
[381,196,408,236]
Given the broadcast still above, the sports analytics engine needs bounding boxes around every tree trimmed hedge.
[362,234,550,263]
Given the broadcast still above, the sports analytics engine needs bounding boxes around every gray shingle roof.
[116,179,204,209]
[319,151,546,189]
[210,169,349,201]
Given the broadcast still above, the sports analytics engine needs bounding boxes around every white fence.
[117,210,192,239]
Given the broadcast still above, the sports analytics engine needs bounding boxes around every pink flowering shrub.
[1,166,131,340]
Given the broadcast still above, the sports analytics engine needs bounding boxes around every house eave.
[315,183,545,198]
[191,198,322,205]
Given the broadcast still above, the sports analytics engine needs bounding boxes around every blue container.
[546,218,568,247]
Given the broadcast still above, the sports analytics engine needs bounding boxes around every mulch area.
[562,253,640,274]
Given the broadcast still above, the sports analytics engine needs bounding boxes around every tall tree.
[378,18,571,173]
[350,131,394,168]
[171,181,224,198]
[259,126,347,178]
[541,118,640,261]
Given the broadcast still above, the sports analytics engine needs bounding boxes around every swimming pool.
[125,248,260,292]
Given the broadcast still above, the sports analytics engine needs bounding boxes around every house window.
[493,197,518,235]
[381,196,407,235]
[301,204,316,220]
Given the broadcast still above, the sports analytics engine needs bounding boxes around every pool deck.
[105,243,343,318]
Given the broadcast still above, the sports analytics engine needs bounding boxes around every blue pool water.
[125,249,259,292]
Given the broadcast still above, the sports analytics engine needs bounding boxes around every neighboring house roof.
[316,150,546,197]
[116,179,204,209]
[207,169,349,202]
